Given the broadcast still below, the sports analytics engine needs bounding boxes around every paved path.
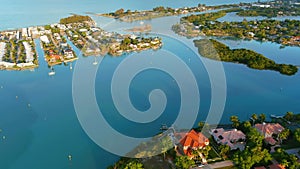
[192,160,234,169]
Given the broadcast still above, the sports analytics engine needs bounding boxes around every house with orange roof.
[210,128,246,150]
[174,129,209,158]
[254,123,284,145]
[49,54,62,63]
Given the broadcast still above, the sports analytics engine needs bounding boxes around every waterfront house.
[254,123,284,145]
[49,54,61,63]
[175,129,209,158]
[63,49,74,59]
[210,128,246,150]
[40,35,50,44]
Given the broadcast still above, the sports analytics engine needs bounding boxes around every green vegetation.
[193,39,298,75]
[184,10,227,26]
[237,6,300,18]
[284,111,300,123]
[183,9,243,26]
[294,128,300,143]
[102,4,241,22]
[109,112,299,169]
[273,148,300,169]
[60,15,92,24]
[175,156,195,169]
[176,10,300,46]
[107,158,144,169]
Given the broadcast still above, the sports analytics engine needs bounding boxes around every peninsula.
[193,39,298,75]
[0,15,163,70]
[173,9,300,47]
[100,4,241,22]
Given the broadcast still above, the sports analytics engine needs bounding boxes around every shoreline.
[0,15,163,71]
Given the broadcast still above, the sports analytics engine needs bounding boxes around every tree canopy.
[193,39,298,75]
[60,15,92,24]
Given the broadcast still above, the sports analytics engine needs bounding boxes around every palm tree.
[259,113,266,123]
[278,129,290,144]
[251,114,258,125]
[230,116,240,128]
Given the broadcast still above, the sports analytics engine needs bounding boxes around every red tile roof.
[176,129,209,157]
[255,123,284,135]
[50,54,61,60]
[265,137,277,145]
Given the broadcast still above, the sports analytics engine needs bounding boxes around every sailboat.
[92,56,98,65]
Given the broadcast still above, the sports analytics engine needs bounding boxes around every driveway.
[192,160,234,169]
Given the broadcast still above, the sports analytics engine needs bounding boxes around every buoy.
[0,86,3,89]
[16,96,18,99]
[68,155,72,161]
[2,136,6,140]
[28,104,31,107]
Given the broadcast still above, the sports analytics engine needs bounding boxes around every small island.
[193,39,298,75]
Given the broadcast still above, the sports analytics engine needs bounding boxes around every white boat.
[48,71,55,76]
[93,57,98,65]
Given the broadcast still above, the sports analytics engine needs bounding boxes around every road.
[192,160,234,169]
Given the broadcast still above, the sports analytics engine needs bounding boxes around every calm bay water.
[0,0,300,169]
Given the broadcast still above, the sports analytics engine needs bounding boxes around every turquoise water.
[0,0,257,30]
[1,0,300,169]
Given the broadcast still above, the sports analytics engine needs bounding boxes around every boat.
[270,114,283,119]
[48,71,55,76]
[160,124,168,131]
[49,67,56,76]
[93,57,98,65]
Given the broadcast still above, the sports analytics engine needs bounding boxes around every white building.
[40,35,50,44]
[0,42,6,61]
[22,41,34,63]
[22,28,28,37]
